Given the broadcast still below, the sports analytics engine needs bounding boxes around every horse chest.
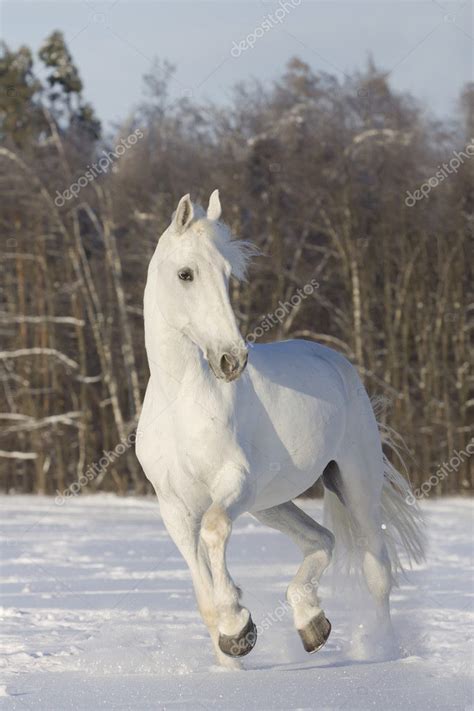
[171,404,238,474]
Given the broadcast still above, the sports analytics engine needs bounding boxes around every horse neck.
[144,295,203,397]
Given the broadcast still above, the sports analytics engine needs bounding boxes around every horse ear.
[173,194,194,234]
[207,189,222,221]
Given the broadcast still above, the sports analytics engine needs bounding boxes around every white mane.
[195,208,259,282]
[164,197,259,282]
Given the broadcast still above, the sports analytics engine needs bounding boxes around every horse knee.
[201,505,231,548]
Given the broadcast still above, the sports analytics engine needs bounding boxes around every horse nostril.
[220,353,237,376]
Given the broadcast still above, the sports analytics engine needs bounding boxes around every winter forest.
[0,31,472,497]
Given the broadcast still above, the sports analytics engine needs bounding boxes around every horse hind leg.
[253,501,334,653]
[323,449,397,659]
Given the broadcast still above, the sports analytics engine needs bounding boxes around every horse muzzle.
[207,347,248,383]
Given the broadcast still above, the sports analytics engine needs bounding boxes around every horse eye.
[178,268,193,282]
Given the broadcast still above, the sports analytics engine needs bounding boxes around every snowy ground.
[0,495,472,710]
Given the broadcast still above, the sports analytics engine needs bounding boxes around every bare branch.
[0,450,37,460]
[0,348,79,370]
[0,313,85,327]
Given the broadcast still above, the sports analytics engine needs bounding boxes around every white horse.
[136,191,425,669]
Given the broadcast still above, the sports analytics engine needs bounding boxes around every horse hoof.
[218,615,257,657]
[298,612,331,653]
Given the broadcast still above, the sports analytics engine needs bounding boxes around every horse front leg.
[200,469,257,658]
[158,496,242,669]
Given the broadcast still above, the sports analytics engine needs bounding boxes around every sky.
[1,0,473,130]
